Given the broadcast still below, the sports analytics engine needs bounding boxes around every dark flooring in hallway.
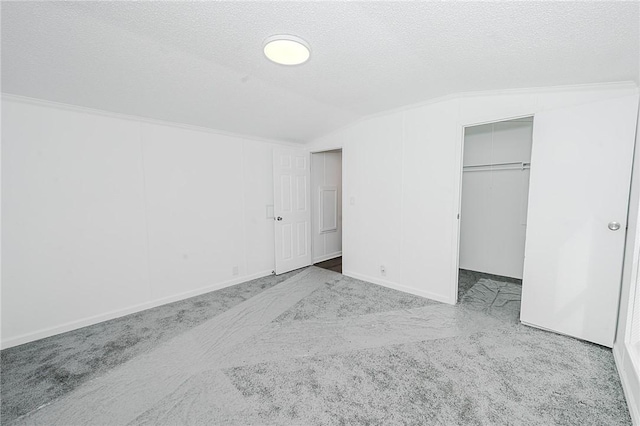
[314,256,342,273]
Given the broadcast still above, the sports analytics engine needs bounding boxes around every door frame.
[452,113,536,303]
[309,147,344,268]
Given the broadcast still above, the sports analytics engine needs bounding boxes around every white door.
[273,148,312,274]
[521,95,639,347]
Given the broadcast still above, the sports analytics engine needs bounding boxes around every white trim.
[457,81,638,100]
[452,113,534,304]
[460,113,536,129]
[613,344,640,425]
[313,251,342,264]
[319,186,338,233]
[343,270,454,305]
[308,145,344,154]
[451,102,464,305]
[0,269,273,350]
[1,94,301,148]
[623,195,640,354]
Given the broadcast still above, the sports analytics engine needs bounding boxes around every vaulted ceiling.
[2,1,638,143]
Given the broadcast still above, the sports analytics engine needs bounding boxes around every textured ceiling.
[2,1,638,143]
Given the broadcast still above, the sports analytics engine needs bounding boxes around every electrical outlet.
[232,266,239,276]
[380,265,386,276]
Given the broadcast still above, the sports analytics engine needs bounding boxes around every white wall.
[345,111,405,289]
[460,118,533,279]
[4,83,638,348]
[614,104,640,425]
[2,99,150,345]
[310,82,639,304]
[1,96,287,348]
[311,150,342,263]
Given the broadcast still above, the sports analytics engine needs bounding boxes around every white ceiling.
[2,1,638,143]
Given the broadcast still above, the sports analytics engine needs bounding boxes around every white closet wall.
[311,151,342,263]
[459,118,533,279]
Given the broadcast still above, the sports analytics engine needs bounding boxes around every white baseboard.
[342,270,454,305]
[0,269,273,350]
[313,251,342,264]
[613,343,640,425]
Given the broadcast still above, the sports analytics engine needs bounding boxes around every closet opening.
[310,149,343,273]
[456,116,534,304]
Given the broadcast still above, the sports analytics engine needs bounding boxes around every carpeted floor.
[457,268,521,302]
[0,269,302,423]
[0,268,632,425]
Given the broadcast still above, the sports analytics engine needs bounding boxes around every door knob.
[608,221,621,231]
[276,216,283,221]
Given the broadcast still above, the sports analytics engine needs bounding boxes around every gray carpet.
[1,268,632,425]
[458,268,522,301]
[274,273,438,323]
[0,269,301,423]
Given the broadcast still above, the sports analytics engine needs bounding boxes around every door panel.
[521,95,639,347]
[273,148,311,274]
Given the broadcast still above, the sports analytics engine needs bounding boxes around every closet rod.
[463,165,530,172]
[464,161,530,168]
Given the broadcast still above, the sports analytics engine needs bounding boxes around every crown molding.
[311,81,639,144]
[1,93,302,148]
[4,81,637,147]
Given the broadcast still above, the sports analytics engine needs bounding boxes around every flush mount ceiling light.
[263,35,310,66]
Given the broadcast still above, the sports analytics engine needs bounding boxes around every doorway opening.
[457,116,534,303]
[310,149,343,273]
